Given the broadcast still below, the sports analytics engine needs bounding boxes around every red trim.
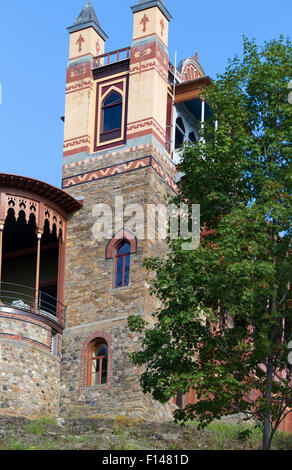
[105,229,137,259]
[127,127,165,147]
[63,146,90,157]
[94,75,129,153]
[66,62,92,84]
[64,134,90,143]
[79,331,113,390]
[66,83,94,95]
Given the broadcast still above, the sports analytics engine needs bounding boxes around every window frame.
[114,240,131,289]
[101,91,123,136]
[175,117,186,149]
[87,340,108,387]
[94,77,129,152]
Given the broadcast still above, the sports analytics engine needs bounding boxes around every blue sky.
[0,0,291,188]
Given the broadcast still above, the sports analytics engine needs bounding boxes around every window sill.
[83,384,108,391]
[111,284,131,293]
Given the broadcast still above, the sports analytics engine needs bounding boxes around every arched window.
[175,117,185,149]
[88,340,108,386]
[115,240,131,288]
[102,91,123,134]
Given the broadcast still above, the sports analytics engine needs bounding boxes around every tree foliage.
[128,37,292,450]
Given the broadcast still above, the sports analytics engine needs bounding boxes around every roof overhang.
[0,173,83,213]
[174,76,212,104]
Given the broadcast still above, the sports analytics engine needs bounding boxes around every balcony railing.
[93,47,131,68]
[0,282,66,328]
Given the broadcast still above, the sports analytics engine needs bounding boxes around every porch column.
[34,230,43,310]
[200,98,205,144]
[57,234,66,325]
[0,221,4,299]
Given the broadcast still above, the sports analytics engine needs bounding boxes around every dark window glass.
[115,241,131,288]
[104,91,122,107]
[102,91,122,133]
[176,117,185,133]
[175,128,184,149]
[101,357,108,384]
[189,131,197,143]
[175,117,185,149]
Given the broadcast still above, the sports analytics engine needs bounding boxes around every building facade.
[59,0,207,420]
[0,0,208,420]
[4,0,290,431]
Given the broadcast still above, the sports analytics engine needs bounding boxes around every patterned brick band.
[62,156,178,193]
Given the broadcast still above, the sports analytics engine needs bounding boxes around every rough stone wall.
[0,339,60,418]
[60,146,176,420]
[0,309,61,418]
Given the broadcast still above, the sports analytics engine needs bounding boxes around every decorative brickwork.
[62,155,177,193]
[105,229,137,259]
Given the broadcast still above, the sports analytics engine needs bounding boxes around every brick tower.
[60,0,176,419]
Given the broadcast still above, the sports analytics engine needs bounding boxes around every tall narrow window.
[102,91,122,134]
[89,340,108,386]
[115,240,131,288]
[175,117,185,149]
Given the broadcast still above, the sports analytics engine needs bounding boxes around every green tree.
[129,37,292,450]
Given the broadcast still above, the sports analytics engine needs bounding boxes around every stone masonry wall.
[0,339,60,418]
[0,309,61,418]
[60,146,176,420]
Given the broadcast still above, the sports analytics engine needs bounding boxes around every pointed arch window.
[88,340,108,386]
[102,91,123,134]
[115,240,131,288]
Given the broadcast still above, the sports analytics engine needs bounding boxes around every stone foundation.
[0,308,61,418]
[0,339,60,418]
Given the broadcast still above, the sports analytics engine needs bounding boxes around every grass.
[1,416,292,450]
[23,417,58,436]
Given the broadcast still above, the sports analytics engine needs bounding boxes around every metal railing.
[0,282,66,328]
[93,47,131,68]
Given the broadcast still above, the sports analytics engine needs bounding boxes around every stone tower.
[0,0,210,421]
[60,0,176,419]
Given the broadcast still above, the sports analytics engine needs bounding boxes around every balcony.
[0,282,66,329]
[93,47,131,69]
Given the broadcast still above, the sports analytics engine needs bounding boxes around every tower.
[60,0,176,419]
[0,0,211,421]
